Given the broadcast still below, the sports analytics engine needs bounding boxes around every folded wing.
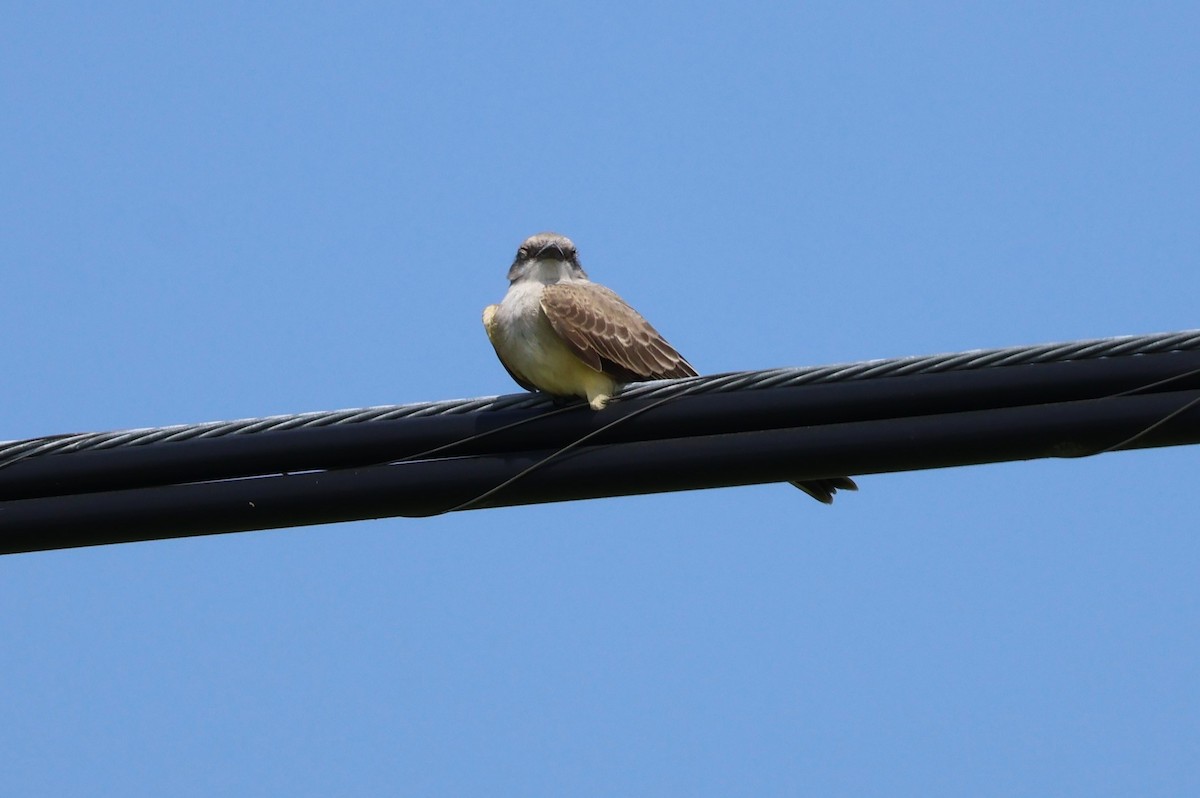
[540,282,697,382]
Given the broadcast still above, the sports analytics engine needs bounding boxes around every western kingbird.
[483,232,856,503]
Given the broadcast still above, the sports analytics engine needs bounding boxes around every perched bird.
[483,232,857,503]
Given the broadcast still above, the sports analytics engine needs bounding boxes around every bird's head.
[507,232,587,284]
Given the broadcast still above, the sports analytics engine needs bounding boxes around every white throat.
[514,258,584,286]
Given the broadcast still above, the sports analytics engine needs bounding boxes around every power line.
[2,329,1199,554]
[5,328,1199,469]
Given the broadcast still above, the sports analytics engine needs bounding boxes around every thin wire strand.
[1100,394,1200,454]
[391,400,587,464]
[407,387,706,517]
[1106,366,1200,398]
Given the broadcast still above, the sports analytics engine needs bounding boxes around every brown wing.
[540,282,698,382]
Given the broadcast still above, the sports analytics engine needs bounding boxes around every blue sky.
[2,3,1198,794]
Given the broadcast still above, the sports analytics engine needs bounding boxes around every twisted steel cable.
[4,328,1200,469]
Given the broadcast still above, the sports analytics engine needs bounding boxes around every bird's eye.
[518,247,529,258]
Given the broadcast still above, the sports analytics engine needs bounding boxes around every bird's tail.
[789,477,859,504]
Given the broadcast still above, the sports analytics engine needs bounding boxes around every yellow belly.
[484,302,617,409]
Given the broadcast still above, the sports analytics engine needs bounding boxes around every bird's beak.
[535,243,567,261]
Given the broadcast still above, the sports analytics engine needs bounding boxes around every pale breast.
[493,281,615,400]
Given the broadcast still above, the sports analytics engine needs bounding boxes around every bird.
[483,232,857,503]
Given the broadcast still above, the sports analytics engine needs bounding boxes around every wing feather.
[540,283,698,381]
